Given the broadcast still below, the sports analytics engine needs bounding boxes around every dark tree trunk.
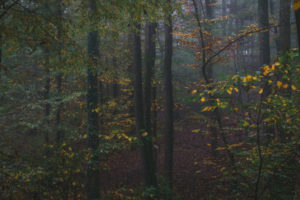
[112,57,120,98]
[163,0,174,192]
[258,0,270,66]
[295,0,300,53]
[0,1,2,74]
[44,48,50,145]
[55,0,63,145]
[0,32,2,76]
[205,0,213,79]
[152,81,158,164]
[270,0,280,54]
[86,0,100,199]
[143,21,158,187]
[132,23,157,189]
[279,0,291,52]
[204,0,219,156]
[222,0,227,36]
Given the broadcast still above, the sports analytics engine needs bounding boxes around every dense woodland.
[0,0,300,199]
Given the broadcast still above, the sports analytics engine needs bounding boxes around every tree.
[86,0,100,199]
[55,0,63,145]
[163,0,174,193]
[294,0,300,53]
[205,0,215,80]
[279,0,291,52]
[258,0,270,66]
[0,30,2,77]
[43,2,51,145]
[132,21,157,191]
[144,21,158,187]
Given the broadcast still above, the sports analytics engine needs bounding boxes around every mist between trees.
[0,0,299,199]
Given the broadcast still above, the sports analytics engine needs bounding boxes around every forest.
[0,0,299,199]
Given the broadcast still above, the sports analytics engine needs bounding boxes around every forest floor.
[100,104,238,200]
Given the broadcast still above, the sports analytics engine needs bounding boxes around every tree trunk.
[0,32,2,77]
[295,0,300,53]
[163,0,174,192]
[86,0,100,199]
[44,48,50,145]
[112,56,120,98]
[279,0,291,52]
[270,0,280,54]
[132,23,157,189]
[222,0,227,36]
[258,0,270,66]
[144,21,158,186]
[205,0,214,80]
[55,0,63,145]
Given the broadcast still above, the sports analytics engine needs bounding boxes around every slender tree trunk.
[295,0,300,53]
[205,0,214,80]
[44,47,50,145]
[112,57,119,98]
[258,0,270,66]
[0,32,2,77]
[132,23,157,189]
[0,2,2,76]
[279,0,291,52]
[204,0,219,156]
[144,21,158,187]
[163,0,174,192]
[86,0,100,199]
[270,0,280,54]
[222,0,227,36]
[152,81,158,164]
[55,0,63,145]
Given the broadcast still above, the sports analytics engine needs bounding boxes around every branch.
[192,0,209,83]
[202,24,282,74]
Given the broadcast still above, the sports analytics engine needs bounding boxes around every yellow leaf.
[82,134,87,139]
[192,129,200,133]
[192,90,197,94]
[234,107,239,112]
[282,84,288,89]
[246,75,252,81]
[201,107,209,112]
[141,132,148,137]
[243,121,249,127]
[234,88,239,92]
[216,98,221,106]
[295,0,300,11]
[259,88,263,94]
[227,87,232,95]
[277,81,283,88]
[201,97,206,102]
[268,80,272,84]
[232,75,239,80]
[275,62,280,66]
[291,85,297,90]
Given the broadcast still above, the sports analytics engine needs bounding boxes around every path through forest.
[100,105,233,200]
